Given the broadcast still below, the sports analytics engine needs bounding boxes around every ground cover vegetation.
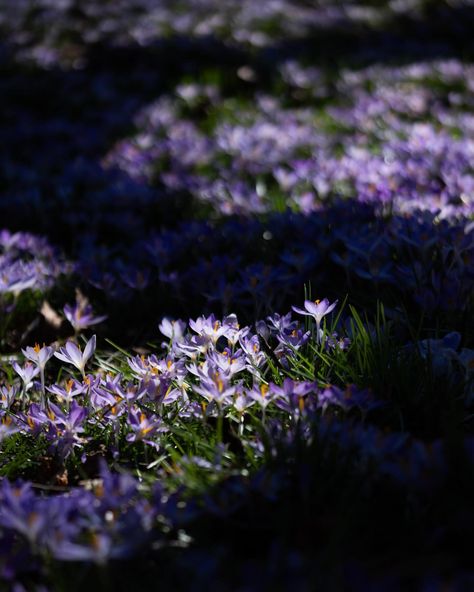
[0,0,473,590]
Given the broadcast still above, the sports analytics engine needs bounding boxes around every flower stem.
[216,410,223,444]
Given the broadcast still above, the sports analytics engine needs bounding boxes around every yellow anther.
[260,384,269,397]
[28,512,39,527]
[167,359,173,369]
[315,299,320,305]
[90,533,101,550]
[34,343,41,354]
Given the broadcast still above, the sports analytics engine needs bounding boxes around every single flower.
[292,298,338,342]
[64,296,107,334]
[54,335,96,377]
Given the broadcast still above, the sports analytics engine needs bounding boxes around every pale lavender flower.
[64,300,107,334]
[54,335,97,377]
[0,385,18,410]
[22,343,55,408]
[248,382,278,412]
[189,314,230,344]
[292,298,338,342]
[207,348,247,376]
[239,334,266,374]
[193,369,236,408]
[46,401,88,459]
[0,413,19,441]
[47,378,88,407]
[159,317,187,342]
[12,361,40,392]
[22,343,55,371]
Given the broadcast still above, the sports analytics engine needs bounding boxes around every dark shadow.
[0,3,472,343]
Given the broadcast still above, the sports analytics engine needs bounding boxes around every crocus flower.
[207,348,247,376]
[54,335,96,377]
[50,532,122,564]
[271,378,317,417]
[0,481,48,546]
[64,300,107,334]
[47,378,87,407]
[46,401,88,459]
[22,343,55,408]
[248,382,277,412]
[126,407,163,448]
[0,413,19,441]
[193,370,236,408]
[22,343,55,371]
[12,361,40,397]
[292,298,338,342]
[0,385,18,410]
[159,317,186,343]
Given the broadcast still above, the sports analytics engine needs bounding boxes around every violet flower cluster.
[0,2,474,589]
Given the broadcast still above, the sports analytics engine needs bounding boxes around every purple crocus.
[46,401,88,459]
[292,298,338,342]
[22,343,55,408]
[159,317,187,343]
[12,361,40,405]
[0,413,19,441]
[22,343,55,371]
[126,407,162,448]
[54,335,96,378]
[64,299,107,335]
[271,378,317,416]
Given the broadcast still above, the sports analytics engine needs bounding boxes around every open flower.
[22,343,55,408]
[12,361,40,396]
[292,298,338,342]
[64,294,107,334]
[54,335,96,377]
[22,343,55,371]
[126,407,163,448]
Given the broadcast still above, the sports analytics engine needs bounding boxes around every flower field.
[0,1,474,590]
